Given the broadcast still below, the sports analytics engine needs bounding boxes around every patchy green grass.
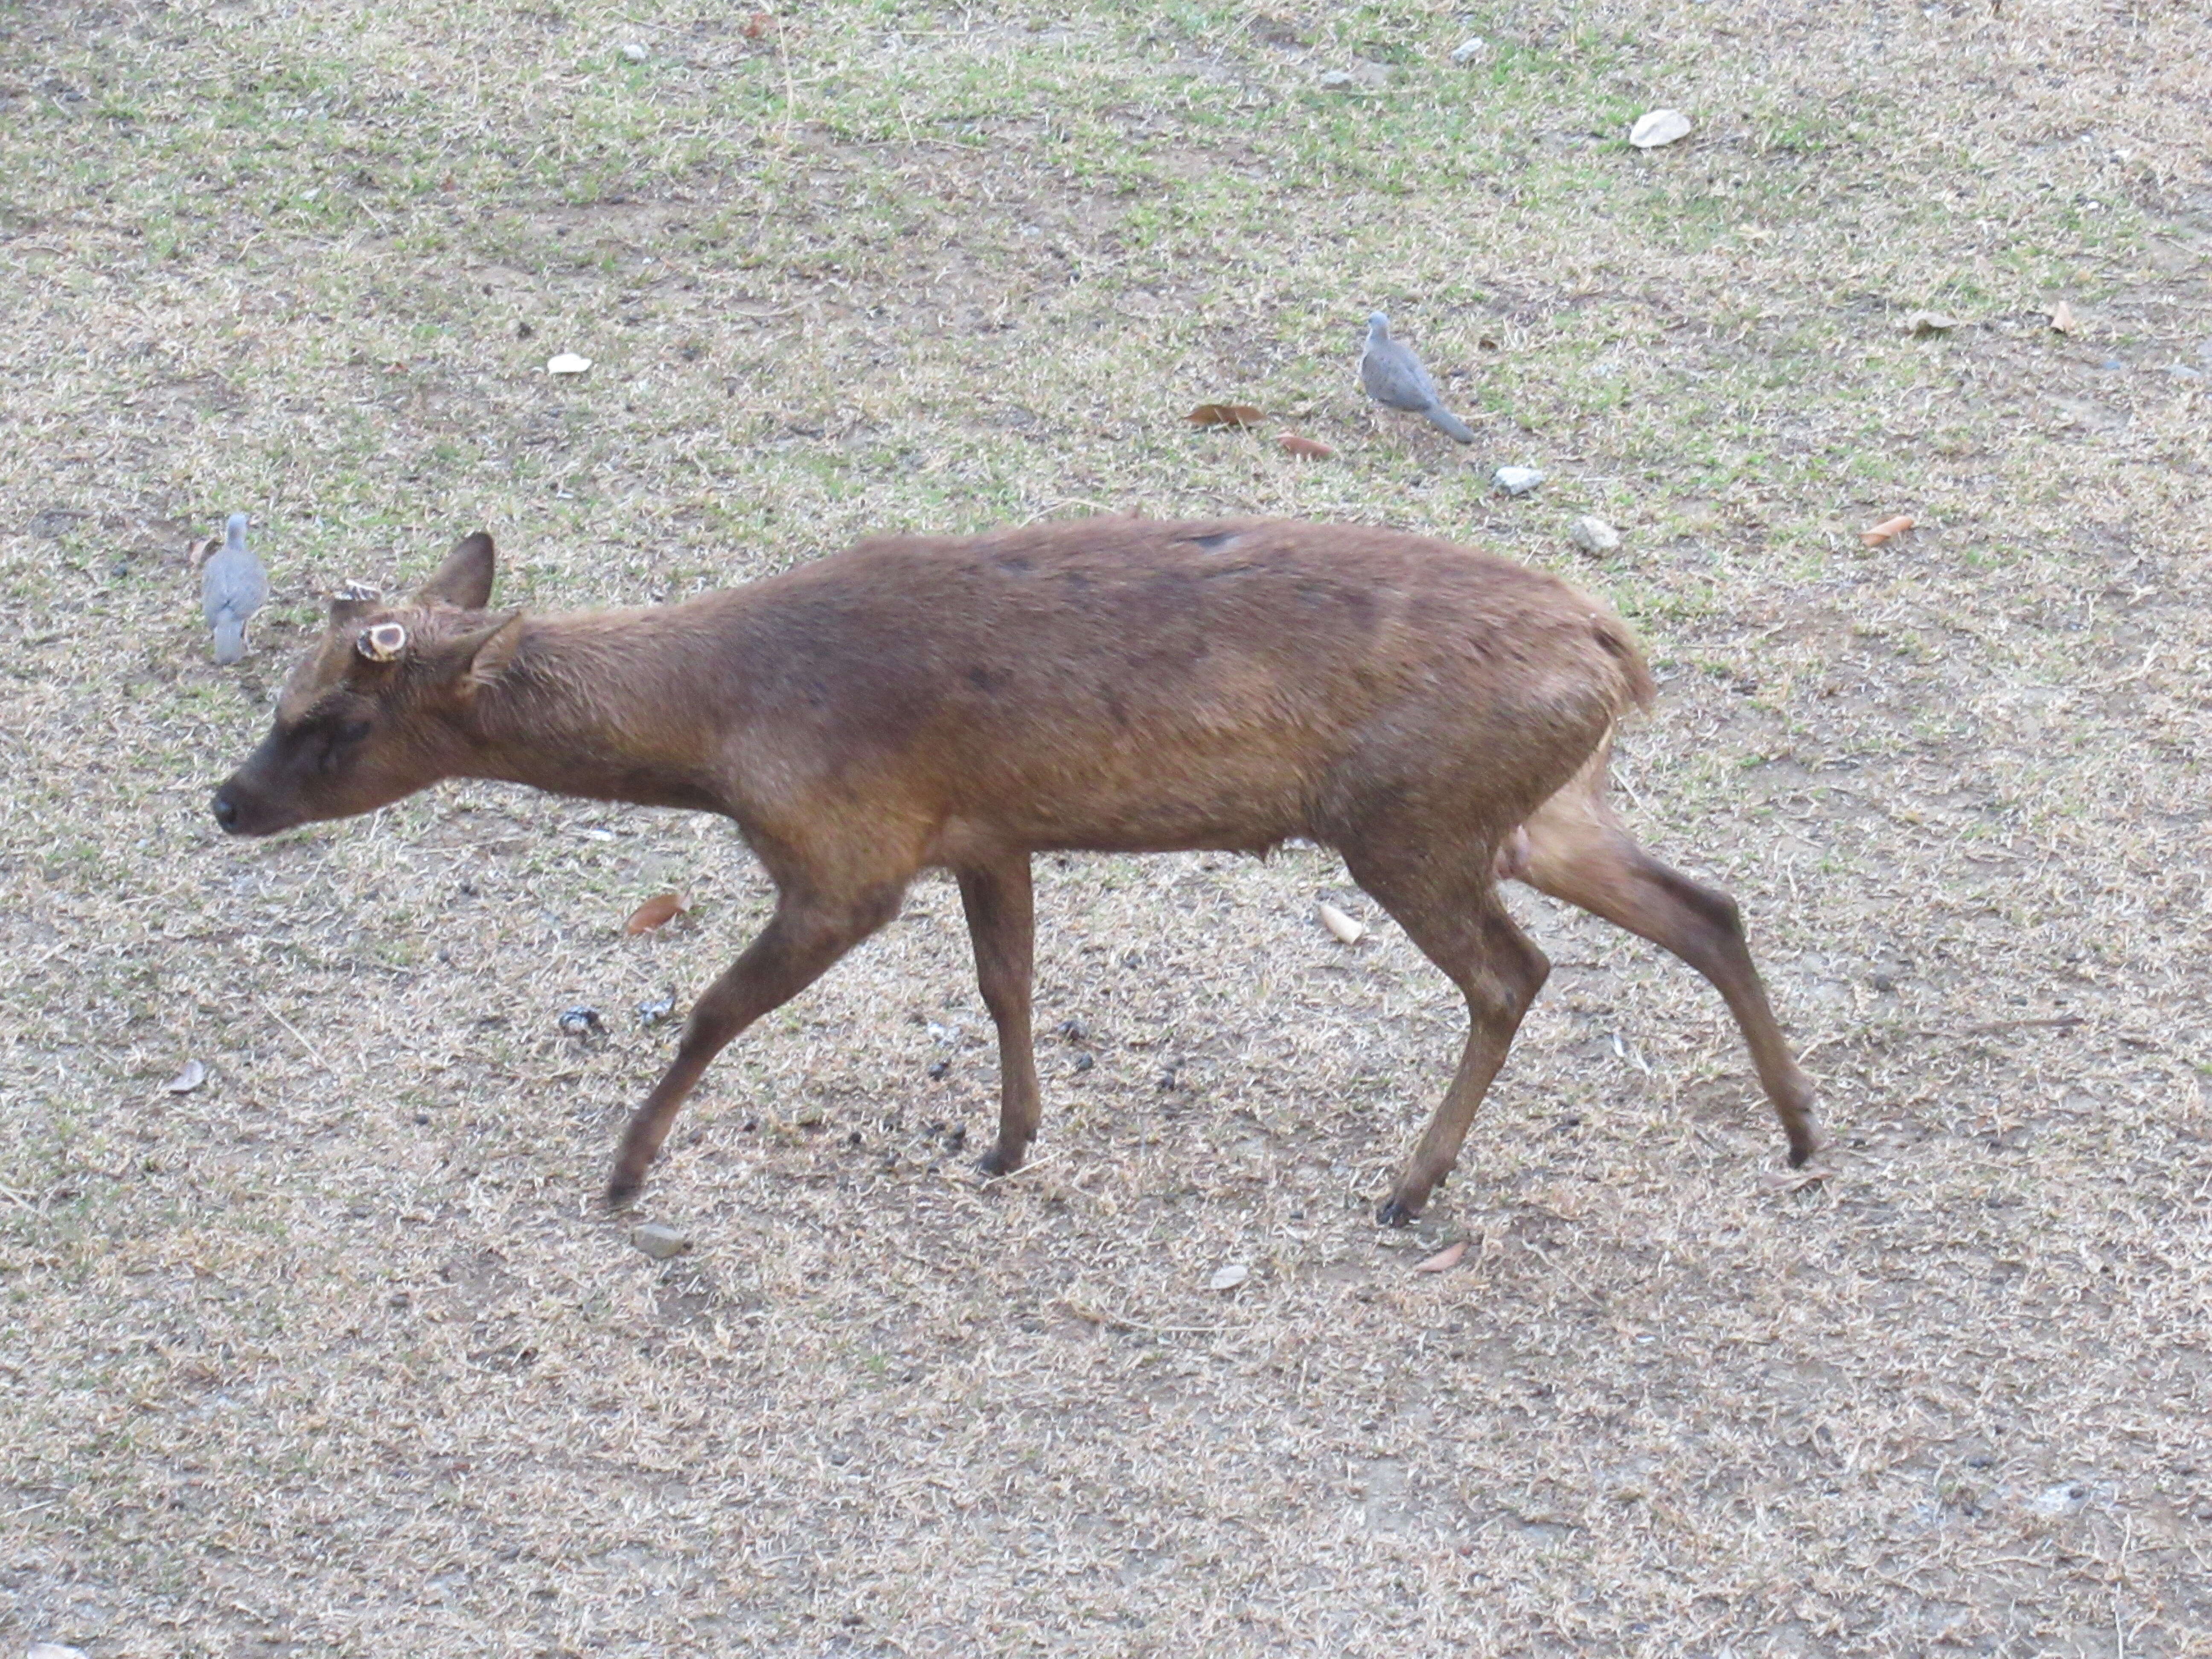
[3,0,2210,1654]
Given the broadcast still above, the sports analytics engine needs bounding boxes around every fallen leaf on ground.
[2050,300,2078,333]
[163,1059,206,1094]
[1278,432,1333,459]
[624,893,687,934]
[1760,1164,1832,1194]
[1904,311,1959,335]
[1187,402,1264,428]
[1860,514,1915,547]
[1208,1263,1250,1291]
[743,12,777,38]
[1415,1240,1468,1273]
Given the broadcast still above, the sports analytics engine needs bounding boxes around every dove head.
[212,530,524,836]
[224,512,249,551]
[1367,311,1391,338]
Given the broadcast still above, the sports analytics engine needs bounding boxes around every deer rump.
[214,516,1818,1223]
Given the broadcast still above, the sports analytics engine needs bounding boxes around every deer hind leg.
[605,877,909,1208]
[1345,837,1551,1227]
[958,856,1042,1176]
[1509,753,1822,1167]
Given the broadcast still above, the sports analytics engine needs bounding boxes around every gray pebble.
[1493,465,1545,496]
[1569,514,1620,553]
[630,1222,691,1260]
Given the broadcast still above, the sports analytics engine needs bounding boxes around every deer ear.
[444,609,524,694]
[413,531,497,609]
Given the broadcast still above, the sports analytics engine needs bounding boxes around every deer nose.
[211,786,241,832]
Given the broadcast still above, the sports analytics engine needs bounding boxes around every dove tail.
[1425,404,1476,444]
[213,619,247,666]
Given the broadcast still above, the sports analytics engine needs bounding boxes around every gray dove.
[1359,311,1476,444]
[201,512,268,666]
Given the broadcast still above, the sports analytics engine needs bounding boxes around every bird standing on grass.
[1359,311,1476,444]
[201,512,268,666]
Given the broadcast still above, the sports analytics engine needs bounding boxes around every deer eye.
[315,717,373,774]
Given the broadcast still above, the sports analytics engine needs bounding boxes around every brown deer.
[212,518,1820,1222]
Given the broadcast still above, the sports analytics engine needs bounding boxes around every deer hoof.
[976,1144,1023,1178]
[603,1171,645,1212]
[1375,1198,1418,1228]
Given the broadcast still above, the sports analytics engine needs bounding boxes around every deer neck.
[463,610,736,814]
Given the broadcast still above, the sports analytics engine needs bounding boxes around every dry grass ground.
[3,0,2210,1653]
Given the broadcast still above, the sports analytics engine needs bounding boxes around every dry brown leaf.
[743,12,777,39]
[1414,1240,1468,1273]
[624,893,687,935]
[163,1059,207,1094]
[1278,433,1333,459]
[2050,300,2078,334]
[1186,402,1265,428]
[1759,1164,1833,1194]
[1860,514,1915,547]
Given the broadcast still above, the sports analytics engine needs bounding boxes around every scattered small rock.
[558,1005,603,1039]
[1208,1262,1250,1292]
[1569,515,1620,553]
[1317,900,1365,944]
[163,1059,207,1094]
[1071,1053,1094,1073]
[29,1644,89,1659]
[630,1222,691,1260]
[1628,108,1692,149]
[1057,1017,1087,1041]
[618,41,648,62]
[926,1058,950,1080]
[1450,36,1490,64]
[2028,1481,2088,1516]
[1493,465,1545,496]
[1904,311,1960,335]
[546,353,591,376]
[635,991,677,1028]
[1319,62,1390,91]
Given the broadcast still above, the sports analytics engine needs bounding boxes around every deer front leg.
[606,881,906,1208]
[958,856,1041,1176]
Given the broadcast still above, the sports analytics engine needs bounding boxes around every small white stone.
[630,1223,691,1261]
[1569,515,1621,553]
[163,1059,207,1094]
[619,41,648,62]
[1629,108,1693,148]
[1317,901,1366,945]
[29,1645,90,1659]
[1450,37,1490,64]
[1493,465,1545,496]
[547,353,591,376]
[1208,1263,1250,1292]
[2028,1481,2088,1516]
[1318,68,1356,90]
